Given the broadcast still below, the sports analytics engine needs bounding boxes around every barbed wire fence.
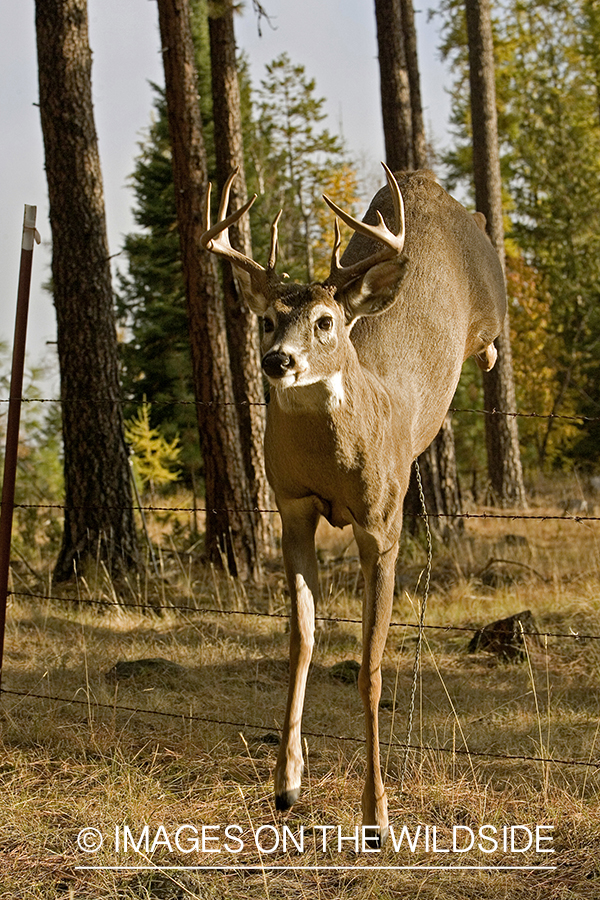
[1,392,600,777]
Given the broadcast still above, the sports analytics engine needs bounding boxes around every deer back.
[345,170,506,455]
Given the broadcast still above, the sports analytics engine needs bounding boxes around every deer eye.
[262,317,275,334]
[316,316,333,332]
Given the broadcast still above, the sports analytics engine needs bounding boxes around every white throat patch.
[325,371,345,409]
[273,370,346,413]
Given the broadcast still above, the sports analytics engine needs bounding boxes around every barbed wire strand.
[7,588,600,642]
[7,501,600,522]
[2,686,599,771]
[3,398,599,782]
[1,396,600,423]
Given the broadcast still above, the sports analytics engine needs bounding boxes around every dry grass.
[2,497,600,898]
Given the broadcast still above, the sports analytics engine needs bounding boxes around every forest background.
[2,0,600,572]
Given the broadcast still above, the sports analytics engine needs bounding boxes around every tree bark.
[374,0,413,170]
[465,0,527,507]
[157,0,259,579]
[35,0,138,582]
[208,0,274,559]
[399,0,428,168]
[405,414,463,537]
[374,0,463,536]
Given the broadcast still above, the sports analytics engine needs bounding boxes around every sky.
[0,0,452,384]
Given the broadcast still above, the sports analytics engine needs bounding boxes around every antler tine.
[381,161,405,248]
[268,209,283,272]
[203,180,213,234]
[330,217,342,272]
[200,169,268,280]
[201,168,285,298]
[217,166,239,223]
[201,190,258,251]
[323,164,405,255]
[323,163,406,288]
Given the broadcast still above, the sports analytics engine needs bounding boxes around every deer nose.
[262,349,295,379]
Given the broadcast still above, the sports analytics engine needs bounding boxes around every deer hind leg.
[274,498,320,810]
[353,524,399,848]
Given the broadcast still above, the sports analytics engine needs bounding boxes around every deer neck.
[270,349,385,424]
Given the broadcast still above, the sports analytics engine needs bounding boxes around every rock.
[467,610,540,661]
[256,732,280,746]
[330,659,361,684]
[105,657,188,684]
[496,533,530,549]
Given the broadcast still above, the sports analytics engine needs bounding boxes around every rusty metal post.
[0,206,39,693]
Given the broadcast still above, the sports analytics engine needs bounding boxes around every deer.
[201,164,506,846]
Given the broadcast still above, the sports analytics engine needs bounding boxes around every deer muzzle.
[262,350,296,380]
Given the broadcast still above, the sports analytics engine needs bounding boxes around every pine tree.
[125,402,181,493]
[440,0,600,472]
[249,53,358,282]
[157,0,259,579]
[35,0,139,581]
[373,0,463,535]
[465,0,526,507]
[117,89,200,481]
[208,0,274,558]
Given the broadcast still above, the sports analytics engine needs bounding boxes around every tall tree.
[156,0,259,579]
[208,0,274,558]
[35,0,138,581]
[374,0,462,534]
[440,0,600,473]
[465,0,526,506]
[400,0,428,168]
[506,0,600,470]
[117,90,200,481]
[374,0,413,170]
[252,54,355,282]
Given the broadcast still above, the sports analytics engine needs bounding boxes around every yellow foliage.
[312,163,362,282]
[125,402,182,492]
[507,252,579,468]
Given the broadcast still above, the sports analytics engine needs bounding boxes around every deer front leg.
[353,524,399,847]
[274,498,320,810]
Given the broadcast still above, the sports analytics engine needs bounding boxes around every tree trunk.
[399,0,428,169]
[465,0,527,507]
[35,0,138,582]
[405,415,463,537]
[374,0,413,170]
[157,0,259,579]
[208,0,274,559]
[374,0,463,536]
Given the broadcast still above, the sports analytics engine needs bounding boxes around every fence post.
[0,206,40,694]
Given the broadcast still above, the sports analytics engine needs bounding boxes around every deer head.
[201,165,409,390]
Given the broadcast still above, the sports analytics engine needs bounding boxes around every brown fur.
[202,168,506,845]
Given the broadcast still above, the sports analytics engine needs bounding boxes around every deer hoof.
[363,825,388,849]
[275,787,302,810]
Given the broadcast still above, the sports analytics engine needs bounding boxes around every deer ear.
[338,257,409,323]
[232,267,270,316]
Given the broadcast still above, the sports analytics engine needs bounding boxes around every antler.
[201,167,282,293]
[323,162,406,289]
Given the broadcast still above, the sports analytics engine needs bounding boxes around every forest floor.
[1,486,600,898]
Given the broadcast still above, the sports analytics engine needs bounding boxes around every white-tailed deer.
[201,165,506,845]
